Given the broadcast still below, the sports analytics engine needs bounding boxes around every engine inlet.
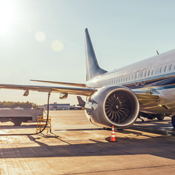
[105,91,132,124]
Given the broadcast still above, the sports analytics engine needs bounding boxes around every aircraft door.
[135,70,140,86]
[140,69,146,85]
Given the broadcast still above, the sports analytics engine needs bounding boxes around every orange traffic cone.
[110,126,117,142]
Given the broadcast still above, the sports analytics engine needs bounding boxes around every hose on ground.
[35,92,51,134]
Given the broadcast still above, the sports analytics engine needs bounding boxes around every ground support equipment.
[36,116,51,134]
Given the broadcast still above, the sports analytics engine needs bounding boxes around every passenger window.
[169,64,172,71]
[148,70,150,76]
[135,71,140,79]
[160,67,162,73]
[144,71,147,77]
[164,66,167,72]
[151,69,154,75]
[141,70,143,78]
[141,69,145,78]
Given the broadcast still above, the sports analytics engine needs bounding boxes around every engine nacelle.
[85,86,140,129]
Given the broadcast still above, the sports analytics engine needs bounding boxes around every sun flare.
[0,1,14,34]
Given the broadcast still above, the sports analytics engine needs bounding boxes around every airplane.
[1,28,175,129]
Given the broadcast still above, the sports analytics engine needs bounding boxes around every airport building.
[44,102,70,110]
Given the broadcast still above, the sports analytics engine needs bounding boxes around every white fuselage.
[86,49,175,88]
[86,49,175,114]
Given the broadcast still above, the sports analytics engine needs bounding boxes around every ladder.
[36,116,51,134]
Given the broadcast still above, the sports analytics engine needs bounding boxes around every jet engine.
[85,86,139,129]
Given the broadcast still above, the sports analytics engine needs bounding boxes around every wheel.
[13,118,22,126]
[172,115,175,128]
[157,114,164,121]
[147,114,154,119]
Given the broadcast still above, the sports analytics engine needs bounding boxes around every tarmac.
[0,110,175,175]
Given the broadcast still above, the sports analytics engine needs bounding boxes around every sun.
[0,1,14,34]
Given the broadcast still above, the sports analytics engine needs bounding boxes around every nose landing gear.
[156,114,165,121]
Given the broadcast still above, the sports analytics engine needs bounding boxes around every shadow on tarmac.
[135,118,172,126]
[0,133,175,161]
[0,124,37,129]
[132,118,175,136]
[54,128,104,132]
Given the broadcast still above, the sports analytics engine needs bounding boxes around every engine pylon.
[110,126,117,142]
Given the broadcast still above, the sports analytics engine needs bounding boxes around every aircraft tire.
[172,115,175,128]
[157,114,164,121]
[147,114,154,120]
[13,118,22,126]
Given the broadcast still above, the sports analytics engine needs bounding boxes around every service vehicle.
[0,108,43,125]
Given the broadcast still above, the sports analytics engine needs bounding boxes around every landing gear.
[138,115,144,122]
[156,114,164,121]
[147,114,154,120]
[140,112,166,121]
[172,115,175,128]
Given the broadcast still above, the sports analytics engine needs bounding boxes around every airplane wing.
[133,89,160,104]
[0,83,160,103]
[30,79,87,87]
[0,84,96,96]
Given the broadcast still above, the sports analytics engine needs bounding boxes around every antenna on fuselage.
[156,50,159,55]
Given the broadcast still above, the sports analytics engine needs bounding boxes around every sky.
[0,0,175,105]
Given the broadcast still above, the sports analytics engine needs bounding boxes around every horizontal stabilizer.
[77,96,86,107]
[30,79,86,87]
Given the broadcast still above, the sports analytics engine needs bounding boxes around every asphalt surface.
[0,110,175,175]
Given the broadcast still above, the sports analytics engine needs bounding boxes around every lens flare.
[35,31,46,42]
[51,40,64,52]
[0,0,14,34]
